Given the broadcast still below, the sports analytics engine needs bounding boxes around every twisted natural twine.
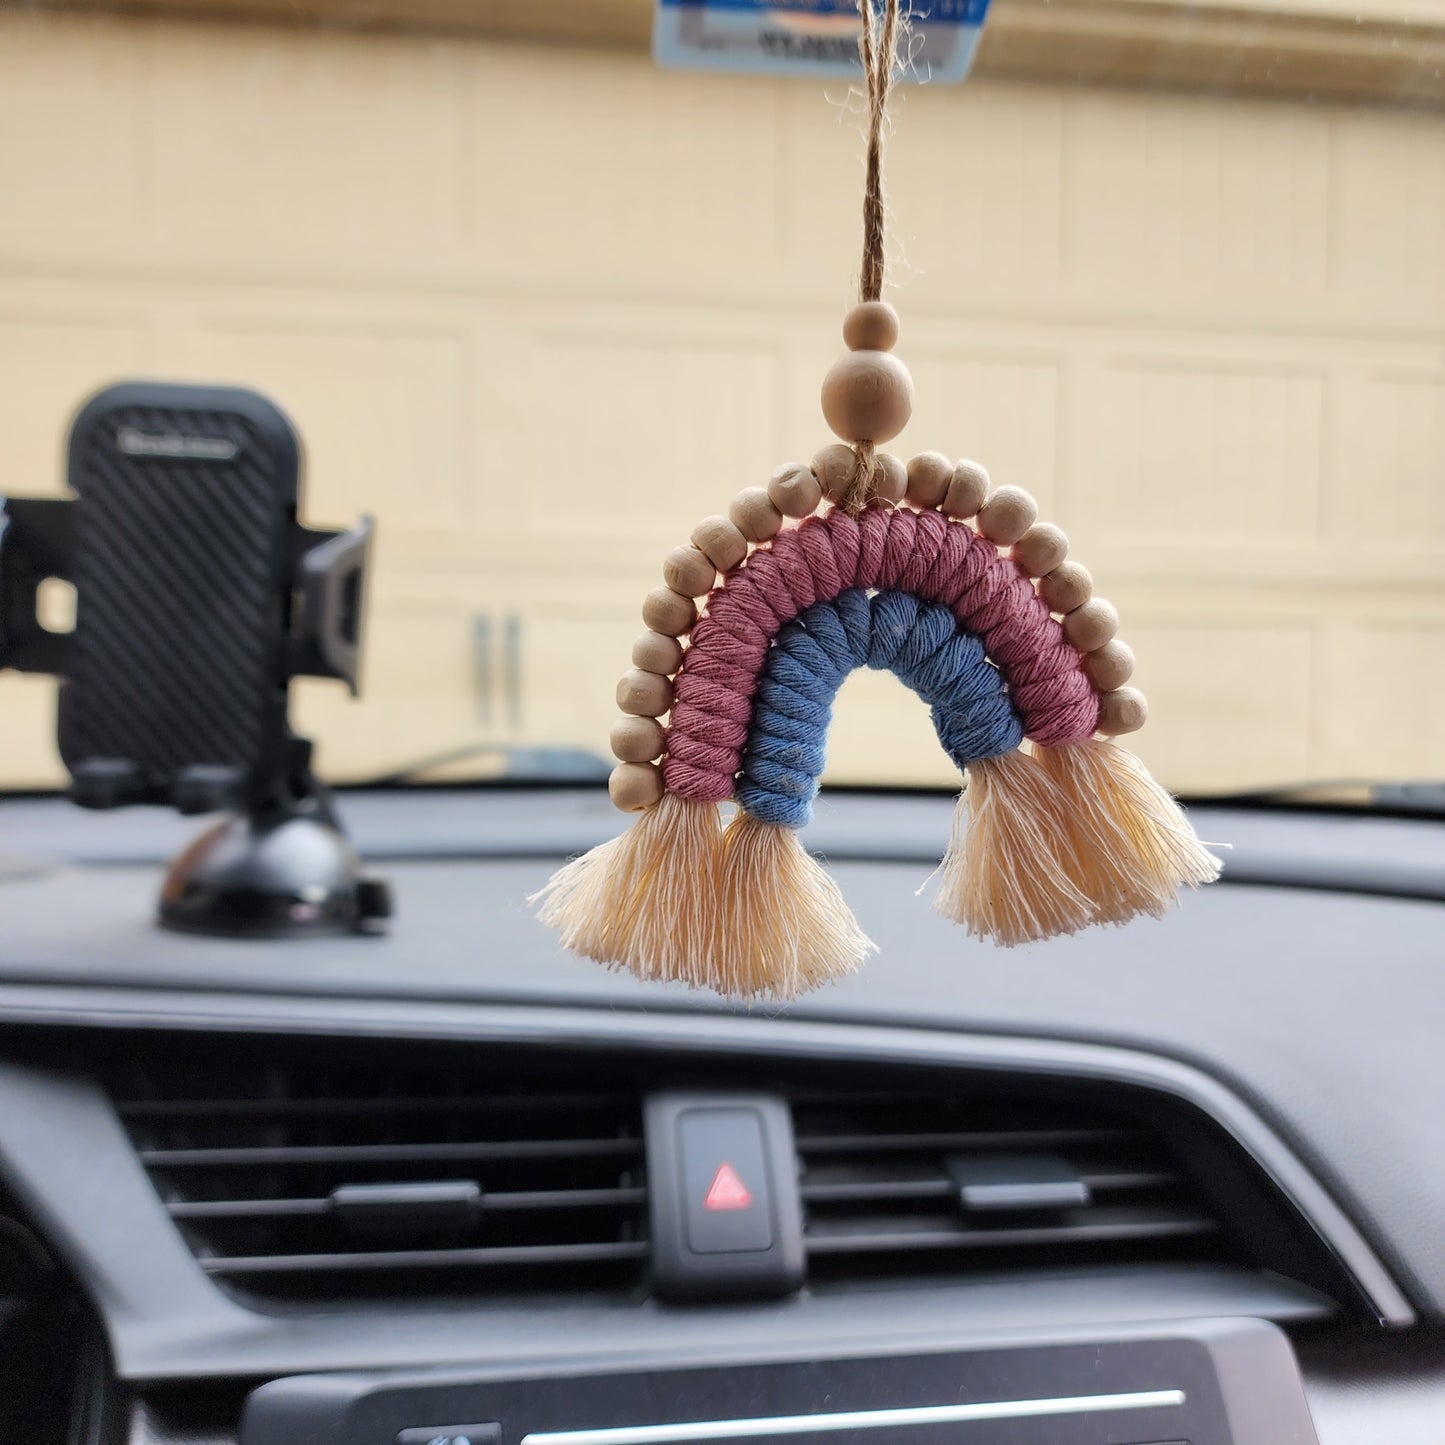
[839,0,903,518]
[858,0,898,307]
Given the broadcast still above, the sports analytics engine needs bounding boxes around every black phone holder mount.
[0,381,389,939]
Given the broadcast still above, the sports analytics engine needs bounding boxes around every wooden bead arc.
[1083,639,1134,692]
[813,444,858,502]
[642,586,698,637]
[729,487,784,544]
[905,452,952,510]
[1096,686,1148,736]
[692,515,748,573]
[1012,523,1068,578]
[662,545,717,598]
[943,461,989,520]
[1038,561,1093,615]
[609,761,663,812]
[977,486,1039,547]
[610,715,666,763]
[768,464,823,519]
[616,669,673,717]
[604,441,1153,812]
[1062,597,1119,653]
[632,630,684,675]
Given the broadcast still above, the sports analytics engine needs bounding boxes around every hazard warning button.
[644,1092,804,1299]
[679,1107,775,1255]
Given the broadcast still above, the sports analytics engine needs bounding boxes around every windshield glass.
[1,0,1441,798]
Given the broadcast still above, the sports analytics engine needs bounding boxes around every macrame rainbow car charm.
[532,299,1220,999]
[533,0,1218,999]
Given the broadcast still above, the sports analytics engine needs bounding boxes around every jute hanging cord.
[530,0,1221,1002]
[836,0,904,518]
[857,0,897,307]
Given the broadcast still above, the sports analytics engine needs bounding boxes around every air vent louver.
[114,1053,647,1303]
[108,1038,1351,1315]
[791,1090,1225,1282]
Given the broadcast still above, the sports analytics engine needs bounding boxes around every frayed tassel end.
[1036,737,1222,924]
[715,812,876,1001]
[929,750,1094,946]
[529,792,723,981]
[530,793,871,999]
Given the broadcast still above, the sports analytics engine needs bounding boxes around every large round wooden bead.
[691,514,748,574]
[1062,597,1119,652]
[632,630,684,675]
[662,544,716,598]
[767,463,823,519]
[873,452,907,503]
[1096,686,1148,737]
[729,487,784,544]
[977,486,1038,547]
[942,460,989,520]
[1012,523,1068,578]
[642,586,698,637]
[821,351,913,444]
[842,301,900,352]
[1083,639,1135,693]
[616,668,674,717]
[905,451,952,510]
[610,714,666,764]
[813,443,858,502]
[609,761,663,812]
[1038,561,1093,614]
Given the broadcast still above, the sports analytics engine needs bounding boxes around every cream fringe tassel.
[928,740,1223,944]
[531,793,873,999]
[929,749,1095,945]
[715,811,876,999]
[537,738,1221,984]
[1035,737,1222,923]
[529,792,723,984]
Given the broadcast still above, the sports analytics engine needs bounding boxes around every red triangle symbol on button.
[703,1161,753,1212]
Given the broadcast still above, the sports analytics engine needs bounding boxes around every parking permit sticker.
[653,0,993,83]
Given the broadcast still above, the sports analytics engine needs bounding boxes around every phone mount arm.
[288,520,373,696]
[0,497,75,677]
[3,499,371,692]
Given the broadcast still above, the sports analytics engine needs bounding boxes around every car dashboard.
[1,786,1443,1445]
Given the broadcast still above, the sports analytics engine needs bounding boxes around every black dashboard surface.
[1,786,1443,1322]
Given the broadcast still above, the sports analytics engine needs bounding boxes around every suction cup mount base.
[158,748,390,940]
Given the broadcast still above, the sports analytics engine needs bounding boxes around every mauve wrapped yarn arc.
[662,508,1099,803]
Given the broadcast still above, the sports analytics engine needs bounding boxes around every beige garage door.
[2,8,1442,795]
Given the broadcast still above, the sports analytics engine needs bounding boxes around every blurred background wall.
[2,1,1443,793]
